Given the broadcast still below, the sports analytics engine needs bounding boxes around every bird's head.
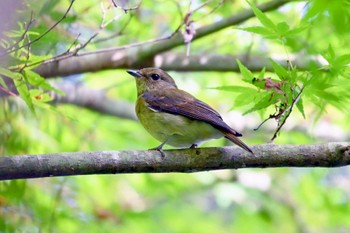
[127,67,177,95]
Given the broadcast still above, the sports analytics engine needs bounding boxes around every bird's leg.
[149,138,170,158]
[189,143,198,149]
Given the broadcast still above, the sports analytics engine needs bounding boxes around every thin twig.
[14,0,292,72]
[66,33,82,53]
[3,12,35,56]
[27,32,99,68]
[18,33,32,73]
[1,0,76,57]
[93,14,133,44]
[111,0,142,13]
[0,85,17,97]
[15,16,185,69]
[254,116,272,131]
[190,0,224,22]
[270,85,305,142]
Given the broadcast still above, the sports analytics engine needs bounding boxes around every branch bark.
[34,0,294,78]
[1,142,349,180]
[154,53,321,72]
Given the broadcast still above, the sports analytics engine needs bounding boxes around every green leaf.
[24,70,65,95]
[322,44,335,63]
[328,44,335,60]
[276,22,290,35]
[285,24,309,37]
[30,89,53,102]
[17,53,52,69]
[312,89,341,105]
[335,54,350,67]
[0,67,21,80]
[234,92,256,108]
[270,59,289,80]
[238,26,274,37]
[247,1,276,31]
[258,67,266,79]
[251,78,266,90]
[236,59,254,82]
[33,101,58,111]
[296,97,305,118]
[14,77,35,113]
[243,92,273,115]
[290,67,299,84]
[302,0,328,22]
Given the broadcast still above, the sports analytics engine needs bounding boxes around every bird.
[127,67,253,156]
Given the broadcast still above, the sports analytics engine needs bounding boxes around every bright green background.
[1,0,350,232]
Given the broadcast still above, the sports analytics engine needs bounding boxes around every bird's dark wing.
[142,89,242,137]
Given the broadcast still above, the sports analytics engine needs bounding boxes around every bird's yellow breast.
[136,96,222,147]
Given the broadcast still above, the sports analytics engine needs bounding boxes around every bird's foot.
[149,145,166,158]
[189,144,198,149]
[149,138,171,158]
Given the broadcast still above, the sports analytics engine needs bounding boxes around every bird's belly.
[167,119,223,147]
[136,103,222,147]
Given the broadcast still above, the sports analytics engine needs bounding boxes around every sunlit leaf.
[234,92,256,108]
[0,67,21,80]
[24,70,65,95]
[285,24,309,37]
[236,59,254,82]
[270,59,289,80]
[238,26,274,37]
[335,54,350,67]
[17,53,52,69]
[296,97,306,118]
[243,92,274,115]
[14,76,35,113]
[276,22,290,35]
[302,0,328,21]
[258,67,266,79]
[322,44,335,64]
[247,1,276,31]
[30,89,53,102]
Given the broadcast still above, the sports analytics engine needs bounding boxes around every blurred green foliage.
[1,0,350,232]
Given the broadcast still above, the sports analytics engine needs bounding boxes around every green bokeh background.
[1,0,350,232]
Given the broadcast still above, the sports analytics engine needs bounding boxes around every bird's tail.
[224,132,253,154]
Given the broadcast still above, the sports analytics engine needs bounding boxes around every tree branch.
[1,142,349,180]
[154,53,321,72]
[34,0,294,78]
[52,82,137,120]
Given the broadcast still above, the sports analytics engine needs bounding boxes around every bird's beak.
[127,69,142,78]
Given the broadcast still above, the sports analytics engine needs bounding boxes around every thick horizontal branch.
[1,142,349,180]
[155,53,322,72]
[34,0,293,78]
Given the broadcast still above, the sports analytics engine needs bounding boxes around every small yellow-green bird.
[127,67,253,155]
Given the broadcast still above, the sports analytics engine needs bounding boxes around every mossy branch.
[1,142,349,180]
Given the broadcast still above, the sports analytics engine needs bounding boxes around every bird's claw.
[156,148,165,158]
[149,146,166,158]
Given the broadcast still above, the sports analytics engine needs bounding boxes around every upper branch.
[34,0,294,78]
[1,142,349,180]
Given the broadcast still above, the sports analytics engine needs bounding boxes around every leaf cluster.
[214,0,350,139]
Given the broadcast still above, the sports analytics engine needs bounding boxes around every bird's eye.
[151,73,160,80]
